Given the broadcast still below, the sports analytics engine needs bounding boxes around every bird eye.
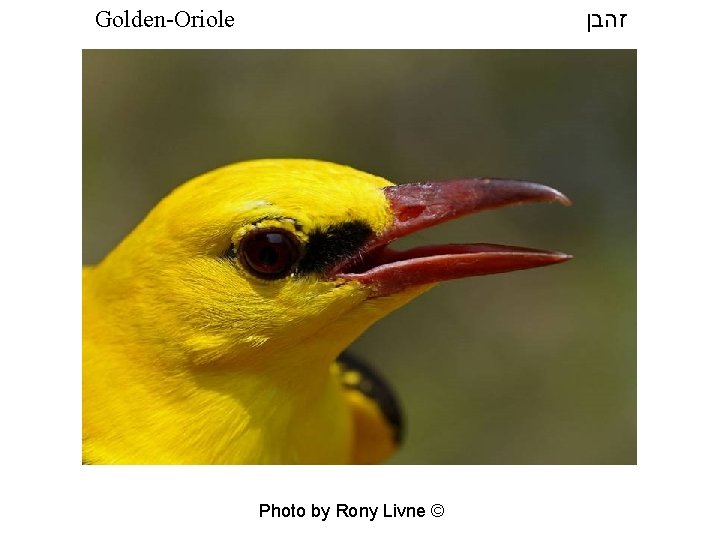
[239,228,301,279]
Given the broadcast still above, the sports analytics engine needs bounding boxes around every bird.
[82,158,571,464]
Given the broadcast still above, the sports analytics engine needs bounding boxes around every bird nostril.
[394,205,424,222]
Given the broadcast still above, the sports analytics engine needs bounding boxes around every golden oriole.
[82,159,570,464]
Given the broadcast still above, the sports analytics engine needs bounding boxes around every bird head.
[85,158,572,463]
[93,159,570,373]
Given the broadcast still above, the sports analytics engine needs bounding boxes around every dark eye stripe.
[296,221,373,275]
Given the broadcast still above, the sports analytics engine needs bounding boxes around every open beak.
[334,178,572,298]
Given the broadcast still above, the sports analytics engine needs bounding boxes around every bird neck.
[83,342,353,463]
[84,273,353,463]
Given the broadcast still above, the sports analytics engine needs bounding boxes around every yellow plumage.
[84,158,570,464]
[83,159,424,464]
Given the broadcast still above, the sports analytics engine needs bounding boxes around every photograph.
[82,49,636,465]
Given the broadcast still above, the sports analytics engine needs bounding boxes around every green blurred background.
[83,50,636,464]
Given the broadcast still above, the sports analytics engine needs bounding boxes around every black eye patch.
[296,220,373,275]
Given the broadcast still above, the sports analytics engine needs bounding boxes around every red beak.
[334,178,572,298]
